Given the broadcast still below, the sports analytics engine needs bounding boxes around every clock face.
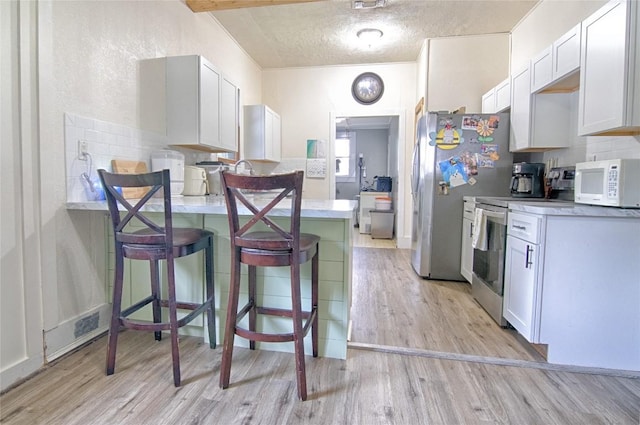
[352,72,384,105]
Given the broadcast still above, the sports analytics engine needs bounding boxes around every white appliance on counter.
[183,166,208,196]
[151,149,185,196]
[575,159,640,208]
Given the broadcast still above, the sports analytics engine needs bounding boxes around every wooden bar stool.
[98,169,216,387]
[218,170,319,400]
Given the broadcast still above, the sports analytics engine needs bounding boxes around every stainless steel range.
[471,168,575,326]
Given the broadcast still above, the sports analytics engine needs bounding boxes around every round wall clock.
[351,72,384,105]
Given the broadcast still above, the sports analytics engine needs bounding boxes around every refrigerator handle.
[411,140,420,197]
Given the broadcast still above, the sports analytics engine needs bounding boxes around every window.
[335,131,356,182]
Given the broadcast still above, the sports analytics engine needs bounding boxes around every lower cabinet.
[459,199,475,283]
[503,209,640,371]
[503,234,540,342]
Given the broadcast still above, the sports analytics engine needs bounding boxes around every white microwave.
[575,159,640,208]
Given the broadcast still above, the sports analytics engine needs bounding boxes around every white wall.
[1,0,262,391]
[262,64,416,246]
[511,0,607,72]
[427,34,510,113]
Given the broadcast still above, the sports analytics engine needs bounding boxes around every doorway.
[334,115,398,201]
[333,114,400,245]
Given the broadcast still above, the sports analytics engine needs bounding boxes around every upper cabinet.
[530,24,581,93]
[481,78,510,113]
[166,55,238,153]
[220,76,239,153]
[578,0,640,136]
[510,65,572,152]
[243,104,281,162]
[530,46,553,93]
[552,23,581,82]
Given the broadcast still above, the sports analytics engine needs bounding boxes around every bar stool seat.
[98,169,216,387]
[218,170,319,400]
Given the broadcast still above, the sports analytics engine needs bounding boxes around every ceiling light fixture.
[352,0,387,10]
[357,28,383,46]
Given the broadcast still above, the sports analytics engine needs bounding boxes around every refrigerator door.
[411,112,513,280]
[411,113,437,276]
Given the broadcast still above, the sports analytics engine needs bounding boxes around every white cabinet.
[530,46,553,93]
[503,213,542,342]
[459,199,475,283]
[243,104,281,162]
[578,0,640,135]
[494,78,511,112]
[504,208,640,371]
[481,78,510,113]
[530,24,581,94]
[510,66,532,151]
[220,76,239,153]
[166,55,237,153]
[481,89,495,114]
[552,23,581,82]
[510,65,571,152]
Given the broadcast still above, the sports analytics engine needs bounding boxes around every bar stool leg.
[106,250,125,376]
[150,260,162,341]
[220,248,242,389]
[166,256,181,387]
[248,265,257,350]
[290,260,307,401]
[205,243,216,349]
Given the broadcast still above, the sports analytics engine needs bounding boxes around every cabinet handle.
[470,223,474,238]
[525,245,534,269]
[513,225,527,230]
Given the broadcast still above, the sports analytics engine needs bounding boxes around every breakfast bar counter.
[67,197,357,360]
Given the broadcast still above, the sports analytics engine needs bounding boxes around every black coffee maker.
[510,162,545,198]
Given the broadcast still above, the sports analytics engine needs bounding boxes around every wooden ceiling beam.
[186,0,326,13]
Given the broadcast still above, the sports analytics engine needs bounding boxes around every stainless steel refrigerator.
[411,112,513,280]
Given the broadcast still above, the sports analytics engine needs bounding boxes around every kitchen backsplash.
[65,113,167,202]
[65,112,310,202]
[585,134,640,161]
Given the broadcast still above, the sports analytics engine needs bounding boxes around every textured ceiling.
[210,0,539,68]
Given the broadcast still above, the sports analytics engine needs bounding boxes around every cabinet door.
[509,66,531,151]
[199,59,221,148]
[460,217,473,283]
[503,235,540,342]
[553,23,581,81]
[481,89,495,113]
[270,111,281,162]
[494,78,511,112]
[530,46,553,93]
[578,0,631,135]
[219,76,238,153]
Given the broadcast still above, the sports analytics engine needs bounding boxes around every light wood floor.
[2,243,639,424]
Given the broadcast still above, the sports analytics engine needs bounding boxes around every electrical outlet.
[78,140,88,160]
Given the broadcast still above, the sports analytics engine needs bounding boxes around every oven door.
[472,206,507,295]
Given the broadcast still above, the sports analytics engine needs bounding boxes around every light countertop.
[66,195,357,219]
[509,201,640,217]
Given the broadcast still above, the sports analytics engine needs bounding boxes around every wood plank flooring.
[2,238,639,424]
[349,246,542,362]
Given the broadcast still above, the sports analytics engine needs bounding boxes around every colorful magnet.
[429,118,465,150]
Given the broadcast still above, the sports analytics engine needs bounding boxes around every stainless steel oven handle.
[479,208,507,225]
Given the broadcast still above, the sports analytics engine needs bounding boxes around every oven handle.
[477,207,507,225]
